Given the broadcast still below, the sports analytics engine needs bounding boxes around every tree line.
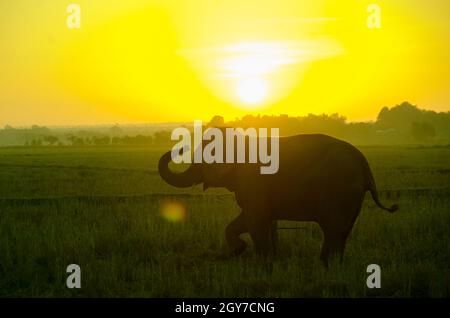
[1,102,449,146]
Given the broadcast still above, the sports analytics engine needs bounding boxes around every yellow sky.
[0,0,449,126]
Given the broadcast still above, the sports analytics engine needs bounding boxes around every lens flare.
[160,201,187,222]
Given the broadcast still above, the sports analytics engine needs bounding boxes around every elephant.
[158,133,398,265]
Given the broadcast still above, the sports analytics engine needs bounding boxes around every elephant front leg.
[225,213,248,256]
[245,208,273,259]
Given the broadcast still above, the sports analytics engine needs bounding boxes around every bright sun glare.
[179,39,343,112]
[237,77,267,105]
[221,42,295,107]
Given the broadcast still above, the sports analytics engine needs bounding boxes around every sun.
[180,40,342,112]
[236,77,268,105]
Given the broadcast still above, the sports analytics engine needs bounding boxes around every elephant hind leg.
[319,229,349,267]
[271,221,279,254]
[225,213,248,256]
[319,193,364,267]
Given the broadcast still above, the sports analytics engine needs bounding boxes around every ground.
[0,145,449,297]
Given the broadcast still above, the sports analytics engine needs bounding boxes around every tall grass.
[0,146,448,297]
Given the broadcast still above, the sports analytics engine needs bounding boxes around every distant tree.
[122,136,131,144]
[31,139,43,147]
[66,134,76,145]
[109,124,122,136]
[111,136,121,145]
[31,125,51,134]
[133,135,152,145]
[92,136,111,145]
[377,102,424,131]
[66,134,84,146]
[84,137,92,145]
[153,131,172,145]
[209,115,225,127]
[378,106,389,120]
[43,135,59,146]
[75,138,85,146]
[411,122,436,142]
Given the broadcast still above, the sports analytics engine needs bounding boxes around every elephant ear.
[215,163,238,192]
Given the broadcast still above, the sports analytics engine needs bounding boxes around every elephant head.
[158,145,239,192]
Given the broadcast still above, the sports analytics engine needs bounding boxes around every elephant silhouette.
[159,133,398,265]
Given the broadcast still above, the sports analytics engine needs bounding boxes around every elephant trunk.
[158,150,201,188]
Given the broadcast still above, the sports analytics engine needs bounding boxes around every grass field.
[0,145,449,297]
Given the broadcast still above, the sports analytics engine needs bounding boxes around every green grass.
[0,145,449,297]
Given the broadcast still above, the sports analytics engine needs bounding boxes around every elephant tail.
[364,158,399,213]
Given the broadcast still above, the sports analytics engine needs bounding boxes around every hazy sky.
[0,0,449,126]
